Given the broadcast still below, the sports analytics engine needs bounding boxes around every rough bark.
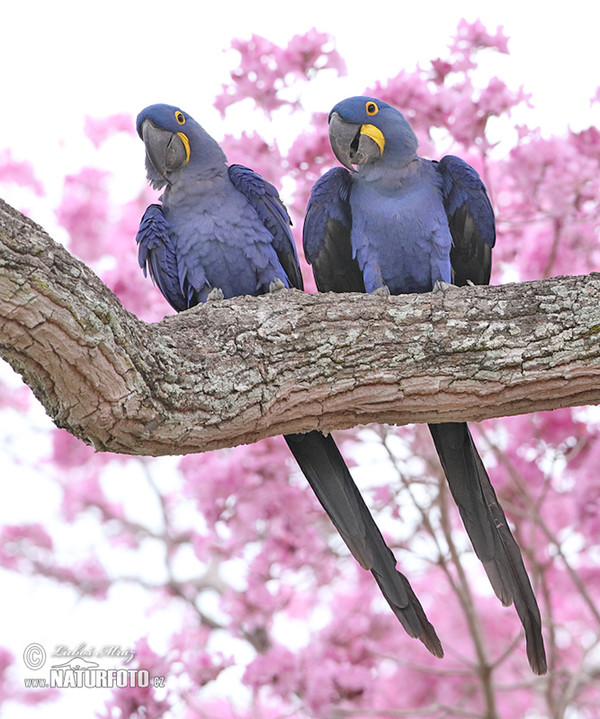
[1,198,600,457]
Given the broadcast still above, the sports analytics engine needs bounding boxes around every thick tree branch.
[1,198,600,456]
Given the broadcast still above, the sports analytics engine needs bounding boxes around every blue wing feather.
[303,167,364,293]
[136,204,189,311]
[228,164,303,291]
[435,155,496,286]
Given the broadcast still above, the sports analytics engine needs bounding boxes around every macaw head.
[136,103,226,189]
[328,96,418,171]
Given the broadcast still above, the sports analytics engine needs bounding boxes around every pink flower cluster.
[215,30,346,117]
[1,19,600,719]
[84,113,135,148]
[0,149,44,196]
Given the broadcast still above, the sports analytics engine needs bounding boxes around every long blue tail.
[285,430,443,658]
[429,422,546,674]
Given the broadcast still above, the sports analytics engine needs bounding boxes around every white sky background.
[2,1,600,716]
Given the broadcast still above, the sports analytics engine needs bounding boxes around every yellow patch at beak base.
[360,124,385,154]
[177,132,191,163]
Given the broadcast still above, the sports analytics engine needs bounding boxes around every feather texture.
[135,103,442,658]
[303,95,546,674]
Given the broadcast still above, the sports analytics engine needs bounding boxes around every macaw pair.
[135,98,546,674]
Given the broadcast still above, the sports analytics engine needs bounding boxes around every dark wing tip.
[136,203,189,312]
[380,572,444,658]
[228,164,303,291]
[435,155,495,287]
[526,624,548,675]
[303,167,365,293]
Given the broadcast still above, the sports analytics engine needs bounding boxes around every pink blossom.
[84,113,135,148]
[0,149,44,195]
[102,252,175,321]
[243,645,297,696]
[98,639,172,719]
[284,28,347,77]
[450,18,510,56]
[3,19,600,719]
[98,685,170,718]
[1,523,53,552]
[0,647,57,707]
[216,30,345,117]
[221,131,285,187]
[49,428,96,469]
[0,523,53,572]
[0,383,30,412]
[56,167,111,262]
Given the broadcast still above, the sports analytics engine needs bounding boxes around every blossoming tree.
[1,21,600,719]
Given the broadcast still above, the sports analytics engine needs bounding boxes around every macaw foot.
[206,287,225,302]
[432,280,457,293]
[372,285,391,297]
[268,278,287,294]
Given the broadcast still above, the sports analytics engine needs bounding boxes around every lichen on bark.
[2,198,600,457]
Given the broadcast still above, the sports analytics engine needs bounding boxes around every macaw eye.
[366,101,379,116]
[175,111,186,125]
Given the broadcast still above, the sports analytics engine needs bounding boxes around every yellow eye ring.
[175,111,186,125]
[366,101,379,116]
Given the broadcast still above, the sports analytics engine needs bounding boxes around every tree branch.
[2,198,600,457]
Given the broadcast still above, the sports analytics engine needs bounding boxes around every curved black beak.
[141,120,189,177]
[329,111,383,170]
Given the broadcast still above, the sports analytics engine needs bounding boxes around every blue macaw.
[303,96,547,675]
[135,103,443,658]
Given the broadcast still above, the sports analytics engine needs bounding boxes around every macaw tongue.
[328,112,382,169]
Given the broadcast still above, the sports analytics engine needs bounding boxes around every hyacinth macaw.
[303,96,547,675]
[135,103,443,658]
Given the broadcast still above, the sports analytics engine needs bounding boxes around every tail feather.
[285,431,443,658]
[429,422,547,674]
